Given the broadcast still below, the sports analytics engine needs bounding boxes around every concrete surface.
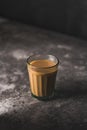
[0,17,87,130]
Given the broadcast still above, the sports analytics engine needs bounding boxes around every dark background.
[0,0,87,39]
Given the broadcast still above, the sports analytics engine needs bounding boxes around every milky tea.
[27,55,59,100]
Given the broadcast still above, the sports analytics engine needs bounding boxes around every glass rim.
[27,54,59,69]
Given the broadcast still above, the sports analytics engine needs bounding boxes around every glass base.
[31,93,54,101]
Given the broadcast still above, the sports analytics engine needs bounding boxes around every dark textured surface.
[0,17,87,130]
[0,0,87,39]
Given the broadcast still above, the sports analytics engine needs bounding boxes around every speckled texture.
[0,17,87,130]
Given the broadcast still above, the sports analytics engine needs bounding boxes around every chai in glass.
[27,55,59,100]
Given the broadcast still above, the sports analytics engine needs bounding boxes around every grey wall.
[0,0,87,39]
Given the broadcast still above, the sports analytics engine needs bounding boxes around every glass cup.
[27,54,59,100]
